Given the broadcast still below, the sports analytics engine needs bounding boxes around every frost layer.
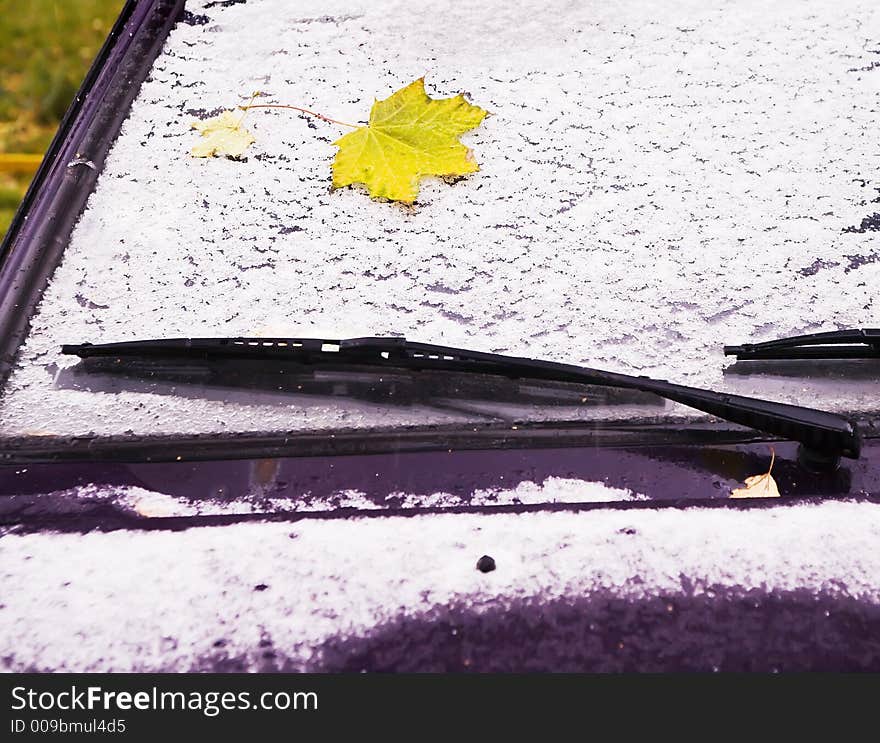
[1,0,878,435]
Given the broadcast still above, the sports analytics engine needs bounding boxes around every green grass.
[0,184,21,235]
[0,0,124,240]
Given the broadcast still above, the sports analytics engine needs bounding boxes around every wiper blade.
[725,328,880,360]
[62,336,861,462]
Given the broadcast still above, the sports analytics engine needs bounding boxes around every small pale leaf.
[730,450,781,499]
[331,78,488,203]
[191,110,255,158]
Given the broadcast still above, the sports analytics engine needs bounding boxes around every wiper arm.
[62,336,861,463]
[725,328,880,360]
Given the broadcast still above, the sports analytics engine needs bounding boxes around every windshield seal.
[0,417,846,465]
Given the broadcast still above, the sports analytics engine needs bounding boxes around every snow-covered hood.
[3,500,880,671]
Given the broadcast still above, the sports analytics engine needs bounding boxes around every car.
[1,0,879,672]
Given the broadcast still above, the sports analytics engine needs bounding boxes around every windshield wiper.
[725,329,880,360]
[62,336,862,463]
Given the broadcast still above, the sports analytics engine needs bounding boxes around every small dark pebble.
[254,583,269,591]
[476,555,496,573]
[618,527,638,535]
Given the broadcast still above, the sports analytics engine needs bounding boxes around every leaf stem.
[237,91,261,127]
[239,103,360,129]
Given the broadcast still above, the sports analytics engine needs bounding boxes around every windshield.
[0,0,878,442]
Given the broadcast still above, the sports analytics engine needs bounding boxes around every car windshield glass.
[0,0,878,442]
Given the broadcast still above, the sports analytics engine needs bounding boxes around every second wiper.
[725,328,880,360]
[62,336,862,463]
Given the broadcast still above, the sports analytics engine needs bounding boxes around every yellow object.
[730,449,781,498]
[0,153,43,174]
[190,111,255,158]
[331,78,488,203]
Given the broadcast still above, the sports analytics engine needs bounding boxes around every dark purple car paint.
[3,438,879,506]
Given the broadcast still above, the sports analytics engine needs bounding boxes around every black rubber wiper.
[62,336,861,463]
[725,328,880,360]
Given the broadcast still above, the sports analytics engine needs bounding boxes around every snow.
[1,499,879,671]
[0,0,877,436]
[18,475,644,517]
[2,0,878,672]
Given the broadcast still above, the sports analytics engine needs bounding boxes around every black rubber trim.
[0,420,807,465]
[0,0,184,387]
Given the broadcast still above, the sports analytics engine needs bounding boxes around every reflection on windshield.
[53,356,666,423]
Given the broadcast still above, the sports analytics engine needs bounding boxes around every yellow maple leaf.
[191,110,256,158]
[730,449,781,499]
[331,78,488,203]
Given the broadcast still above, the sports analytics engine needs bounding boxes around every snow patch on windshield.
[391,477,643,508]
[28,475,643,518]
